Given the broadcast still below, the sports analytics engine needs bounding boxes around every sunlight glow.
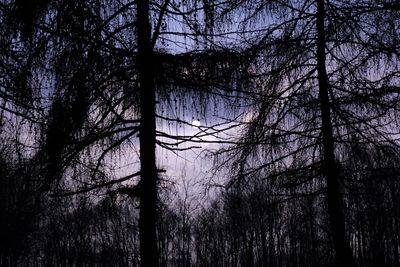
[192,119,201,127]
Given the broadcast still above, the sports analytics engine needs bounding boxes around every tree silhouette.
[1,0,248,265]
[212,0,400,265]
[0,0,399,266]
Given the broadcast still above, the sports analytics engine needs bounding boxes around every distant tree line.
[2,142,400,266]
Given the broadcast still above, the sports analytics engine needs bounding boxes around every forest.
[0,0,399,266]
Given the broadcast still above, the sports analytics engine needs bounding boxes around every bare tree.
[210,0,400,265]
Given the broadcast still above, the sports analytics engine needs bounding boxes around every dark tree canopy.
[0,0,399,266]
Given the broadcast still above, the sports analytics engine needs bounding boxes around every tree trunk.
[137,1,159,266]
[315,0,355,266]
